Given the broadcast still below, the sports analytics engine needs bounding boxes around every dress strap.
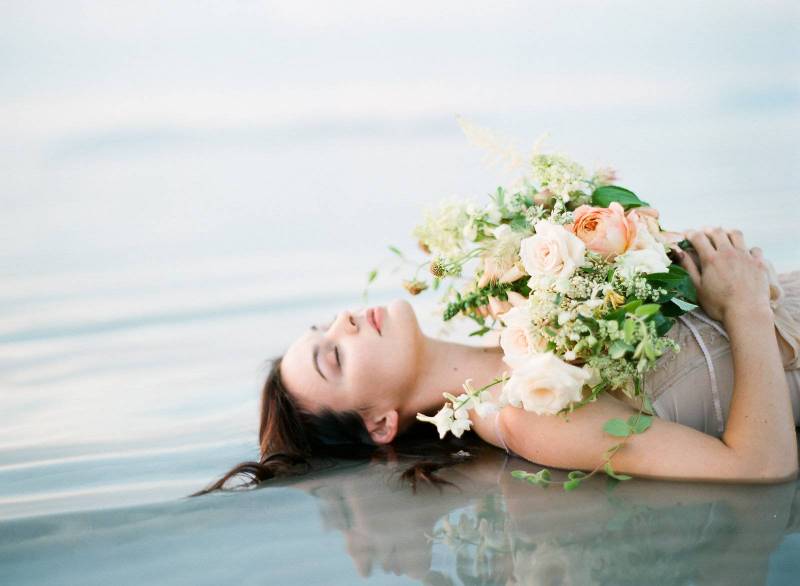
[679,313,725,434]
[688,311,729,342]
[493,411,512,455]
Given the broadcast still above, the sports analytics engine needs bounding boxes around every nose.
[329,310,359,336]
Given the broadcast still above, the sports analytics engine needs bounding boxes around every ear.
[365,410,399,445]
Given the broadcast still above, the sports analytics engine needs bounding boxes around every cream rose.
[615,248,670,279]
[520,221,586,293]
[628,207,683,245]
[570,202,637,259]
[501,352,591,415]
[498,305,537,359]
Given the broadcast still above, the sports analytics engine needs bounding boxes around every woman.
[197,228,800,494]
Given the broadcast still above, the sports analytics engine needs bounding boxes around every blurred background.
[1,0,799,521]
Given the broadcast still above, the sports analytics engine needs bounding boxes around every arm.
[495,227,798,483]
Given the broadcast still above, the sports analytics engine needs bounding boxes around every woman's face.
[280,299,424,417]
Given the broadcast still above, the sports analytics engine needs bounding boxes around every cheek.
[347,341,417,403]
[348,299,423,400]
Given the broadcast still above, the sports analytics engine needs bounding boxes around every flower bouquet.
[392,120,698,489]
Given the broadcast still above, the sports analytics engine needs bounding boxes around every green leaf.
[538,469,552,482]
[494,186,506,210]
[634,304,660,319]
[604,462,632,481]
[469,326,491,337]
[603,418,631,437]
[670,297,698,312]
[591,185,650,209]
[609,340,632,360]
[388,245,404,258]
[567,470,587,481]
[367,269,378,284]
[623,319,635,344]
[653,313,675,336]
[509,214,529,231]
[627,415,653,434]
[564,479,582,491]
[576,314,598,332]
[646,264,698,304]
[511,470,530,480]
[606,299,643,322]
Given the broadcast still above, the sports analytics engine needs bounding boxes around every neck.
[400,336,506,424]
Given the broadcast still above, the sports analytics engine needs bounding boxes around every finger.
[686,230,716,263]
[705,226,732,250]
[677,249,701,288]
[727,229,746,251]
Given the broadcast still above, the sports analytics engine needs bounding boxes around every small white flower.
[417,406,455,439]
[531,154,589,201]
[557,311,573,326]
[564,350,577,361]
[451,408,473,438]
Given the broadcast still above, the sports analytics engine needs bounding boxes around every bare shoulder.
[497,393,794,483]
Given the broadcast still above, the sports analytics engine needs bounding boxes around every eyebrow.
[312,344,327,381]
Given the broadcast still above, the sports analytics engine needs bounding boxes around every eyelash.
[310,324,341,369]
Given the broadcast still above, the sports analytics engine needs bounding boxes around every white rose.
[520,221,586,293]
[615,248,670,279]
[498,305,537,359]
[501,352,591,415]
[615,213,671,279]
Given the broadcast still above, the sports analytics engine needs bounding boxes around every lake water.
[2,2,799,584]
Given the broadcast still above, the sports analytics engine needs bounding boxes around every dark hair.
[192,356,477,496]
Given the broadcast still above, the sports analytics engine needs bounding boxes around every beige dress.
[646,270,800,438]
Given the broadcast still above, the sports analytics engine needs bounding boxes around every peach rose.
[570,202,637,259]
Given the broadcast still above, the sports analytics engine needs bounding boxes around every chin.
[387,298,421,336]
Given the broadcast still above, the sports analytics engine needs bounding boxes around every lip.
[367,307,384,335]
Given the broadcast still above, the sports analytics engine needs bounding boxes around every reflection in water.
[1,445,798,585]
[298,446,799,585]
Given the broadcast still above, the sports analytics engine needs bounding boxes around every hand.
[678,227,771,322]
